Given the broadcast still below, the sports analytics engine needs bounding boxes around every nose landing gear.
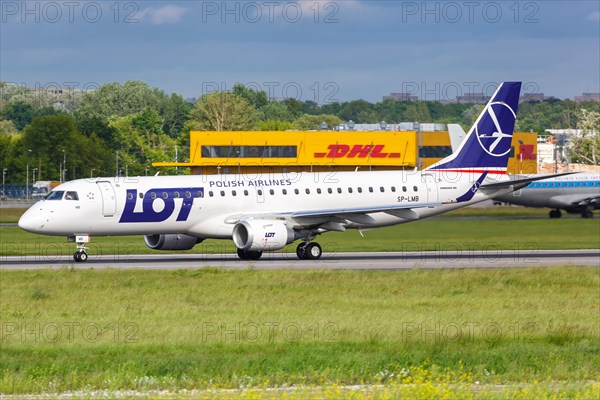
[71,235,90,262]
[74,249,88,262]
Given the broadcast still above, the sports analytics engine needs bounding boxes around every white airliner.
[18,82,566,262]
[493,172,599,218]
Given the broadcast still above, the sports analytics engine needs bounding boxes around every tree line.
[0,80,598,183]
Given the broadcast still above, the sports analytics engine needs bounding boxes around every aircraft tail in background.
[426,81,522,174]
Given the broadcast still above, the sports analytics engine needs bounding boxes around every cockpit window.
[45,191,64,200]
[65,191,79,200]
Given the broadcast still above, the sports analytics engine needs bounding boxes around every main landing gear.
[237,249,263,260]
[549,209,562,219]
[296,242,322,260]
[72,235,90,262]
[235,242,323,261]
[549,208,594,219]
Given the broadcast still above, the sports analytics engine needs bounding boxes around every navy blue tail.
[426,82,521,174]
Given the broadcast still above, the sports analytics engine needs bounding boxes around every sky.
[1,0,599,103]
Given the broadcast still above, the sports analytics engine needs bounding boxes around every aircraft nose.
[18,207,43,233]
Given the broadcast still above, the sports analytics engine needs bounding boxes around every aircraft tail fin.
[426,82,522,174]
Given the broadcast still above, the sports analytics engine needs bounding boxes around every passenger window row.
[129,191,205,200]
[205,186,419,197]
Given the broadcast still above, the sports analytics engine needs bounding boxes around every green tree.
[189,92,260,131]
[73,81,193,146]
[402,102,432,122]
[232,84,268,109]
[293,114,342,130]
[21,115,111,181]
[257,119,295,131]
[261,102,294,122]
[339,100,376,123]
[109,109,177,175]
[161,93,191,138]
[132,108,164,146]
[300,100,320,115]
[0,81,57,110]
[319,102,342,117]
[571,109,600,164]
[78,81,162,120]
[0,132,19,181]
[282,98,303,119]
[0,119,19,136]
[462,104,485,128]
[374,99,407,123]
[1,101,36,130]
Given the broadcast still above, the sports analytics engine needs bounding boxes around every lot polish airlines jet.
[493,172,599,218]
[18,82,565,262]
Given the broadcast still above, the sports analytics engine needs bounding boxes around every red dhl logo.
[314,144,401,159]
[519,144,536,160]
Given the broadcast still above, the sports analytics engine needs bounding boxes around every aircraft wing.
[224,201,442,229]
[480,172,575,191]
[291,202,441,220]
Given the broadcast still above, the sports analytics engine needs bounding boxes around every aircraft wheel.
[237,249,262,260]
[248,251,262,260]
[237,249,248,260]
[73,251,88,262]
[296,243,308,260]
[549,209,562,219]
[305,243,322,260]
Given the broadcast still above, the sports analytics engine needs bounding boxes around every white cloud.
[137,5,190,25]
[587,11,600,22]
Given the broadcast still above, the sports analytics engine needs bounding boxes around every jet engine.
[232,220,296,251]
[144,234,203,251]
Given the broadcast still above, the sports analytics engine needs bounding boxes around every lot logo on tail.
[476,101,516,157]
[425,82,521,172]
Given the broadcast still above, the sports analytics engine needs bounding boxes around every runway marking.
[2,250,599,270]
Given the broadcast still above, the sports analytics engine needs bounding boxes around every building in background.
[574,93,600,102]
[154,127,538,175]
[382,92,418,102]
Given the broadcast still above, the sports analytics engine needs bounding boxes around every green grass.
[1,207,599,256]
[0,267,598,395]
[0,207,26,223]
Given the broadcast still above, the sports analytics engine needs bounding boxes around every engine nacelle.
[232,220,295,251]
[144,234,203,251]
